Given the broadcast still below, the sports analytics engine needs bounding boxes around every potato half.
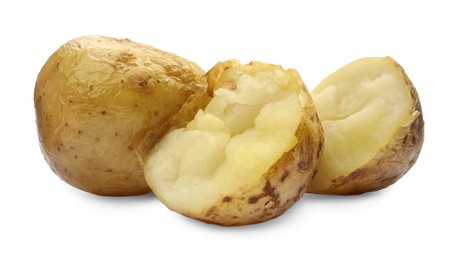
[144,61,323,226]
[34,35,208,196]
[307,57,424,195]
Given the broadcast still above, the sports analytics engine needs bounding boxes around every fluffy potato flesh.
[307,57,424,194]
[145,61,323,226]
[35,35,208,196]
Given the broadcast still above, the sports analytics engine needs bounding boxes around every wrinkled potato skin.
[35,35,207,196]
[192,61,324,226]
[307,60,424,195]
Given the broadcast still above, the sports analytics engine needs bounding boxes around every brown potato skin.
[307,59,424,195]
[192,61,324,226]
[35,35,207,196]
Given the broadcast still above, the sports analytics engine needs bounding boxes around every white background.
[1,0,457,259]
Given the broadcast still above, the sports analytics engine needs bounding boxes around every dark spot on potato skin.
[248,197,259,204]
[222,196,232,203]
[205,206,217,218]
[101,110,106,115]
[127,144,133,151]
[410,134,417,145]
[281,169,290,182]
[138,79,149,88]
[298,158,309,172]
[262,180,281,209]
[263,181,275,197]
[117,52,134,63]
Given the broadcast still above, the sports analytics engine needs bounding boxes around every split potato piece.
[144,61,323,226]
[307,57,424,195]
[34,35,208,196]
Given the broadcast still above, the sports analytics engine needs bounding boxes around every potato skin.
[34,35,207,196]
[307,59,424,195]
[191,61,324,226]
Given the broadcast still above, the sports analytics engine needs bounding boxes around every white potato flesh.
[309,57,413,190]
[145,67,303,215]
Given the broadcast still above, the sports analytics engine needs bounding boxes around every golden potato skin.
[307,60,424,195]
[193,61,324,226]
[35,35,207,196]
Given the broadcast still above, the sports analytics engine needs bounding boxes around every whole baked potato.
[34,35,208,196]
[307,57,424,195]
[143,60,324,226]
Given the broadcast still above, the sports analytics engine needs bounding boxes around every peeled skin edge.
[34,35,208,196]
[307,57,424,195]
[144,60,324,226]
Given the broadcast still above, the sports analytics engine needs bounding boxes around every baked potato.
[143,60,324,226]
[34,35,208,196]
[307,57,424,195]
